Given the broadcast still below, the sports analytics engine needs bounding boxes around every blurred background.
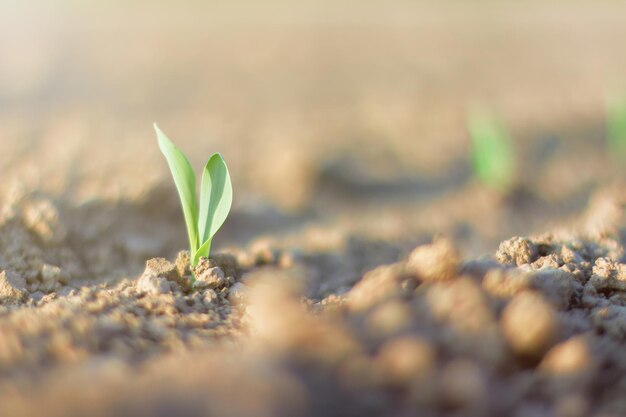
[2,0,626,279]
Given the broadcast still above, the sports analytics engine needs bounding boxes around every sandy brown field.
[1,1,626,416]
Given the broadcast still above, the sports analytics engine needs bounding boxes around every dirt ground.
[1,1,626,416]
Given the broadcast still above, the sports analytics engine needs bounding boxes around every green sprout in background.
[606,94,626,160]
[154,124,233,272]
[468,109,516,192]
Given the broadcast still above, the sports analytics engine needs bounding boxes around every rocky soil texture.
[0,188,625,417]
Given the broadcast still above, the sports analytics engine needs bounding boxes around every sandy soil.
[1,1,626,416]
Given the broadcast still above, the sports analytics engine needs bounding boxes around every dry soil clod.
[0,270,28,304]
[501,290,558,358]
[496,237,538,266]
[407,237,460,282]
[193,261,227,290]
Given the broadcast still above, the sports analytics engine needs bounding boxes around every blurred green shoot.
[606,94,626,160]
[468,110,516,192]
[154,124,233,270]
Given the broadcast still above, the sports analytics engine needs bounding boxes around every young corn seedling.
[606,94,626,160]
[468,110,516,192]
[154,124,233,275]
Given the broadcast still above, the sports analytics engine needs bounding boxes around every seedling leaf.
[154,123,199,255]
[196,153,232,263]
[468,111,515,191]
[607,94,626,159]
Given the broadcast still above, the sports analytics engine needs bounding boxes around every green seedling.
[154,124,232,271]
[468,110,515,192]
[606,94,626,160]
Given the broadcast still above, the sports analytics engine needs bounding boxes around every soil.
[1,186,626,417]
[2,1,626,416]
